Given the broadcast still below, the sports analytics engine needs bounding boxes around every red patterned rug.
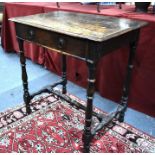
[0,92,155,153]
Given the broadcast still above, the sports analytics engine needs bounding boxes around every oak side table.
[10,11,147,153]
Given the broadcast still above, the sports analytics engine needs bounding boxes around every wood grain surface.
[10,11,147,42]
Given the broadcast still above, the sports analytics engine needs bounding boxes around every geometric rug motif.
[0,93,155,153]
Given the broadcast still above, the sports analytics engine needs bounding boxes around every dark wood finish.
[15,23,88,61]
[118,39,138,122]
[15,23,141,64]
[17,39,31,114]
[10,11,147,42]
[10,11,147,153]
[61,54,67,94]
[83,62,97,152]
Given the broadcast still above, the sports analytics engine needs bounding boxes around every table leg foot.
[83,133,92,152]
[26,104,31,114]
[118,112,125,122]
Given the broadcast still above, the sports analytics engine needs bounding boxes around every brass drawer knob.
[58,38,65,49]
[27,29,35,40]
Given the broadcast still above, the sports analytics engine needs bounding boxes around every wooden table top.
[10,11,147,42]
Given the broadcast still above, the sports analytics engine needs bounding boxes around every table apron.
[15,23,89,60]
[15,23,140,63]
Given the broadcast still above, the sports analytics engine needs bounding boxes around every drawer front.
[15,23,88,59]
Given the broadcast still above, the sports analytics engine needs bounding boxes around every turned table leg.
[119,41,137,122]
[83,62,96,153]
[18,38,31,114]
[61,54,67,94]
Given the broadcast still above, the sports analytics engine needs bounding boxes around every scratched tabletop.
[10,11,147,42]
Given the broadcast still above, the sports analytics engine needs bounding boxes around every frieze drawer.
[15,23,88,59]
